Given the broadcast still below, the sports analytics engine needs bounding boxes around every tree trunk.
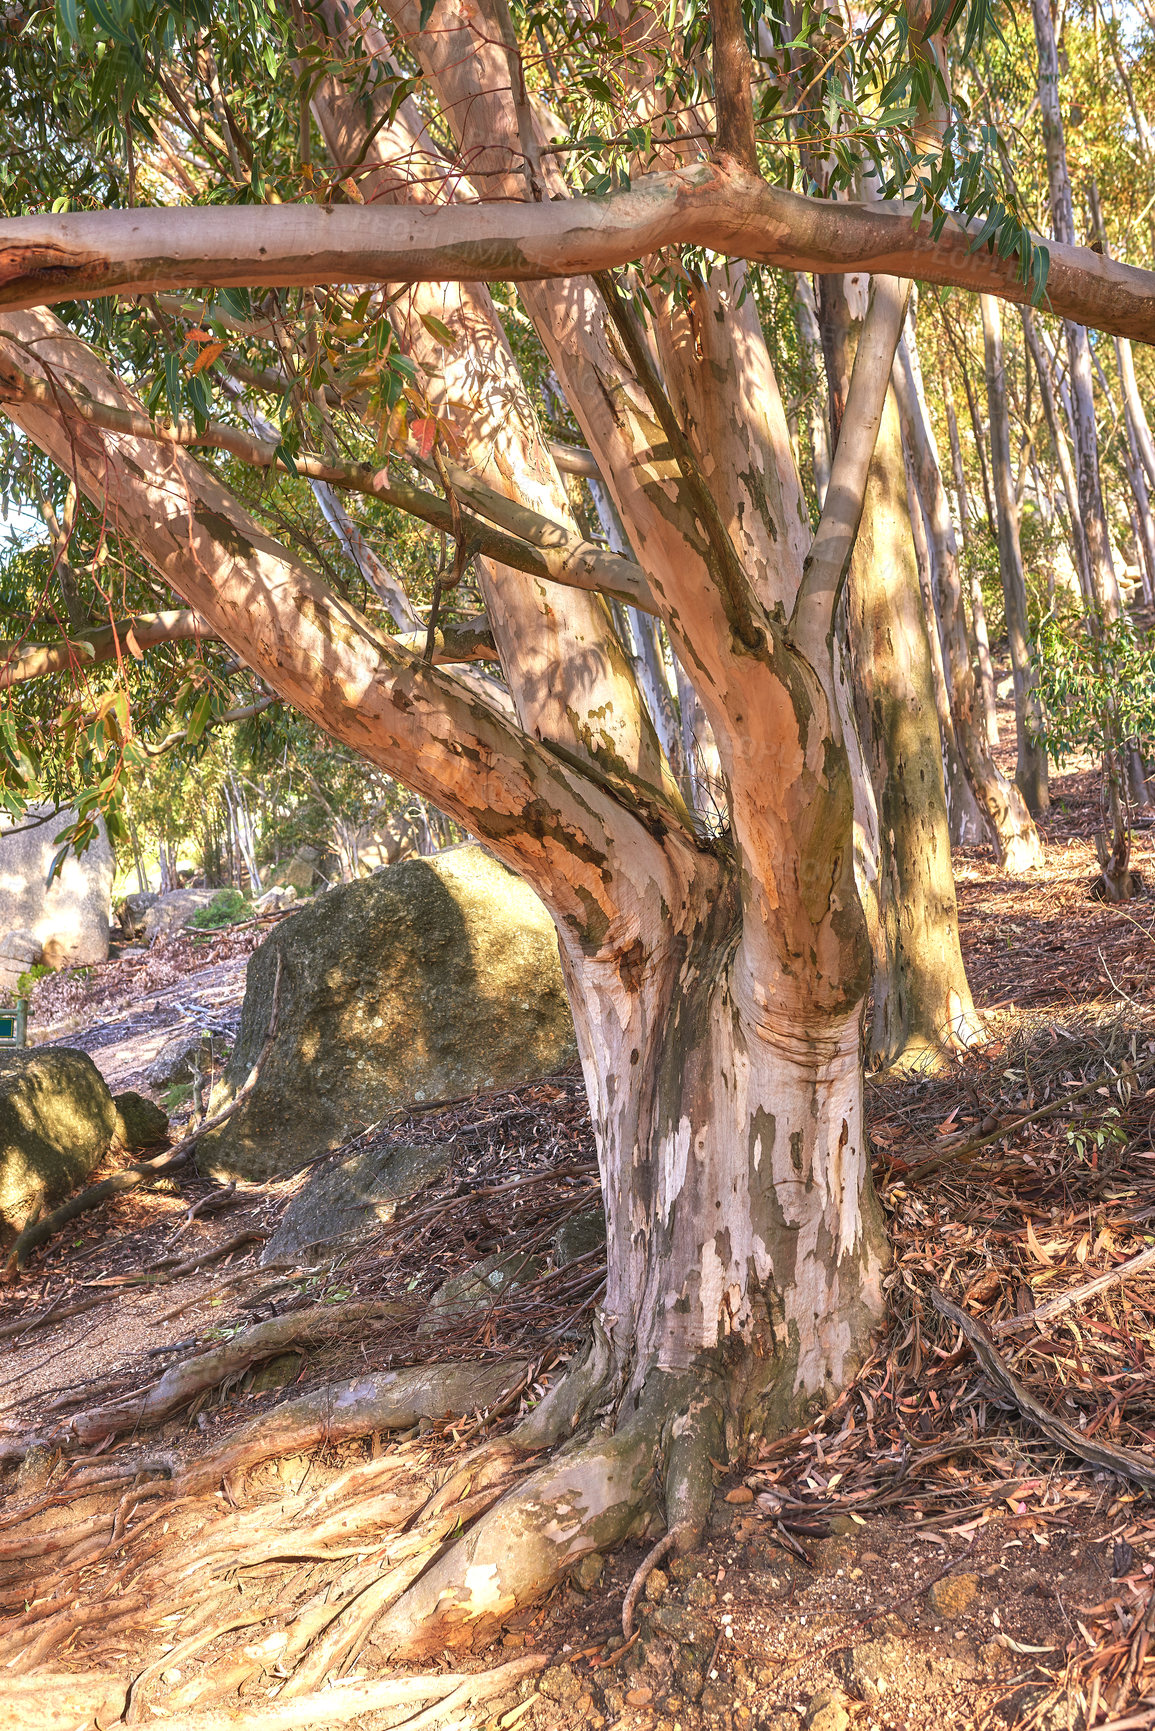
[1021,307,1093,606]
[1030,0,1122,621]
[981,294,1050,816]
[844,386,983,1066]
[900,413,985,847]
[371,869,888,1658]
[942,376,999,745]
[894,329,1043,872]
[812,268,981,1065]
[794,274,832,507]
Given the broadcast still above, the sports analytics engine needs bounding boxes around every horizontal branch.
[0,603,495,690]
[0,359,655,614]
[1,163,1152,340]
[0,609,212,687]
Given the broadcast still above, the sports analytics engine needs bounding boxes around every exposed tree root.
[54,1299,417,1445]
[0,1340,727,1713]
[140,1655,544,1731]
[174,1357,530,1493]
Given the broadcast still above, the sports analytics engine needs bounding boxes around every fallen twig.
[931,1288,1155,1490]
[994,1242,1155,1337]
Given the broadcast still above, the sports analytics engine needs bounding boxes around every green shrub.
[15,961,52,996]
[188,888,253,930]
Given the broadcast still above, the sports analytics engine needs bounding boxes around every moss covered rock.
[198,846,577,1181]
[0,1049,117,1232]
[112,1091,169,1151]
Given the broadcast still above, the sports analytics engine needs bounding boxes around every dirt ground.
[2,753,1155,1731]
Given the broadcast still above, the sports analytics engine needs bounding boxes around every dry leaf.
[125,628,143,660]
[725,1484,754,1504]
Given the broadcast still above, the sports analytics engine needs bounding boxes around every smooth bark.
[894,334,1043,871]
[0,168,1153,339]
[1030,0,1122,619]
[846,382,982,1064]
[981,294,1050,816]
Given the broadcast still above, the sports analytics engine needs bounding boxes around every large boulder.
[0,806,115,968]
[0,1049,117,1232]
[198,845,577,1181]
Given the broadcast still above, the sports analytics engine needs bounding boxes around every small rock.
[803,1689,851,1731]
[552,1208,606,1267]
[146,1030,216,1091]
[539,1663,582,1703]
[927,1572,979,1619]
[645,1567,669,1603]
[248,1352,302,1393]
[252,885,298,914]
[687,1577,717,1608]
[572,1552,604,1592]
[14,1443,57,1496]
[420,1249,544,1334]
[827,1514,862,1537]
[725,1484,754,1504]
[810,1536,858,1574]
[625,1686,653,1707]
[119,891,158,939]
[262,1140,453,1266]
[112,1091,169,1151]
[841,1638,901,1702]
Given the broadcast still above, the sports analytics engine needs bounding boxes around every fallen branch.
[5,954,282,1272]
[930,1288,1155,1491]
[993,1242,1155,1337]
[903,1064,1143,1183]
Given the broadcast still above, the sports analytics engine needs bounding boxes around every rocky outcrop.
[0,807,115,968]
[0,1048,117,1232]
[198,845,577,1181]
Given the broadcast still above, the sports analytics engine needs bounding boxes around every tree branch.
[0,307,688,929]
[0,167,1152,341]
[0,609,213,687]
[0,354,656,615]
[710,0,759,174]
[790,275,910,654]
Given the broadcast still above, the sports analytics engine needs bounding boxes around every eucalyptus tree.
[0,0,1152,1654]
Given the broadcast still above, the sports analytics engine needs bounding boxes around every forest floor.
[2,755,1155,1731]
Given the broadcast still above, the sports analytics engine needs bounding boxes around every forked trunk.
[372,866,889,1660]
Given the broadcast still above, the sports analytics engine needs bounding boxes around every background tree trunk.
[981,294,1050,816]
[894,327,1043,871]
